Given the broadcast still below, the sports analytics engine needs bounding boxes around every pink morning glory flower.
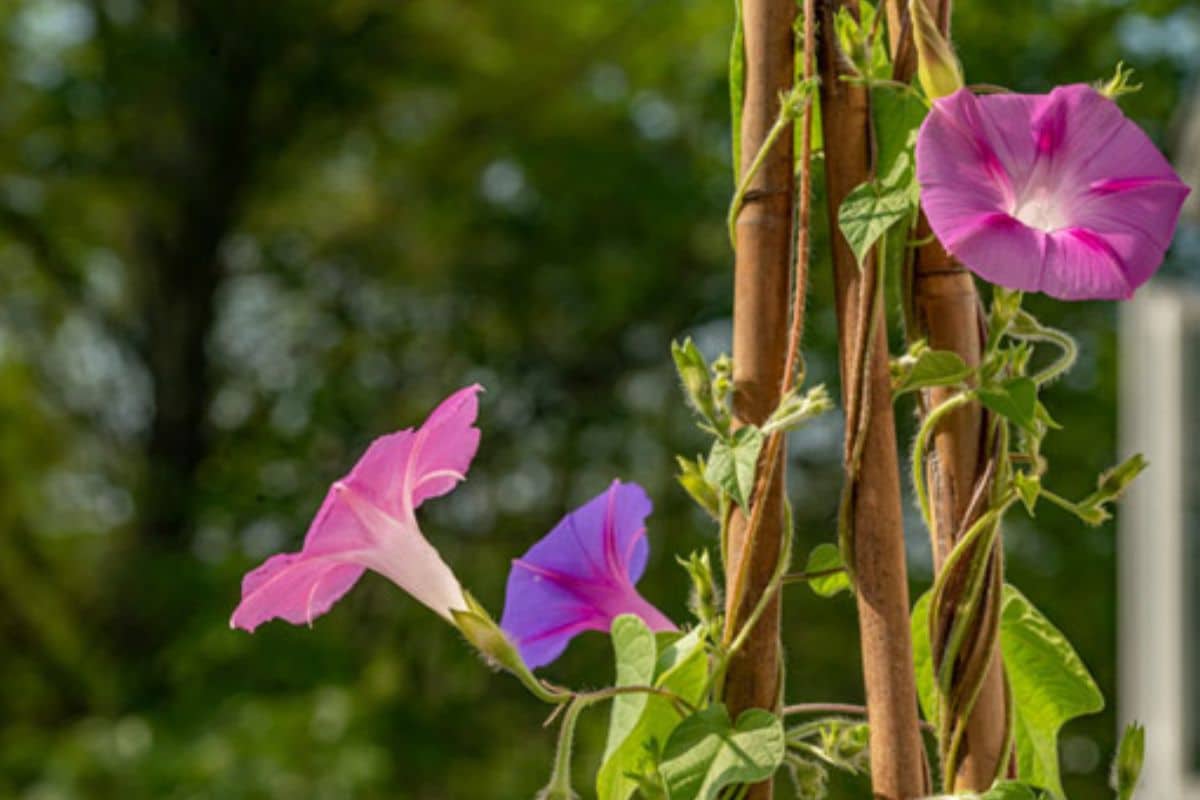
[230,385,482,632]
[500,480,676,669]
[916,84,1190,300]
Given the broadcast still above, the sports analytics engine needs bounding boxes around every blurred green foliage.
[0,0,1194,797]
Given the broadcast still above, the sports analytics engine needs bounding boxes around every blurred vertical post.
[723,0,794,795]
[815,0,928,796]
[886,0,1011,787]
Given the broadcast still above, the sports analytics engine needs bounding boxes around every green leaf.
[705,425,764,509]
[980,781,1050,799]
[833,2,890,80]
[598,627,709,800]
[893,348,972,395]
[910,590,937,727]
[1014,472,1041,516]
[978,377,1038,432]
[659,704,785,800]
[729,0,745,181]
[871,86,927,186]
[1001,585,1104,798]
[804,543,851,597]
[838,171,914,268]
[602,616,659,760]
[1110,722,1145,800]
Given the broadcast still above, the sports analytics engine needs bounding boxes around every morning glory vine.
[226,0,1188,796]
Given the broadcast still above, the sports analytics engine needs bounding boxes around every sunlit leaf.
[598,625,708,800]
[978,377,1038,432]
[1001,586,1104,798]
[804,543,850,598]
[659,704,785,800]
[893,349,972,395]
[706,426,764,509]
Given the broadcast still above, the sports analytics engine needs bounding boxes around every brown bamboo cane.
[815,0,928,795]
[721,0,794,796]
[885,0,1011,786]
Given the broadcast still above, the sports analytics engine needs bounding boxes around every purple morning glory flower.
[500,480,677,669]
[916,84,1190,300]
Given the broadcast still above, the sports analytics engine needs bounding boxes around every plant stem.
[781,566,845,584]
[784,703,939,735]
[578,684,699,718]
[911,391,975,535]
[1009,320,1078,386]
[541,695,592,798]
[728,101,798,247]
[779,0,818,396]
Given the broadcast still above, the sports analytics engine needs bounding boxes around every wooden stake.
[815,0,928,795]
[886,0,1011,786]
[722,0,794,796]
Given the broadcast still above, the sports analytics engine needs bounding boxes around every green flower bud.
[911,0,964,100]
[1095,453,1147,501]
[1111,722,1145,800]
[451,592,521,672]
[451,592,569,704]
[676,455,721,520]
[679,549,721,630]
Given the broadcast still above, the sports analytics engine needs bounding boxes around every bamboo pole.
[886,0,1011,786]
[722,0,794,797]
[815,0,928,795]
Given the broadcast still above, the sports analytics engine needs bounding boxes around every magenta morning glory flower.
[230,385,482,632]
[500,480,676,669]
[916,84,1190,301]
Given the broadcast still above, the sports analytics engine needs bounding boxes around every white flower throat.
[1012,185,1070,233]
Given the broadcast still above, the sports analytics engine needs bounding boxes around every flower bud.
[452,592,570,704]
[1094,453,1147,501]
[676,456,721,520]
[910,0,963,100]
[672,338,718,424]
[452,592,522,672]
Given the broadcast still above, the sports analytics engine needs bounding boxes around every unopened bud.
[452,592,522,673]
[1095,453,1147,501]
[910,0,964,100]
[672,338,716,422]
[676,456,721,520]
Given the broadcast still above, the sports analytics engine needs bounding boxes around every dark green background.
[0,0,1196,797]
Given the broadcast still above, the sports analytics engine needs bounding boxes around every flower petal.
[1041,86,1172,187]
[344,384,483,517]
[513,480,652,582]
[230,551,365,632]
[1040,227,1133,301]
[939,212,1046,293]
[917,88,1040,210]
[231,386,482,631]
[499,480,676,669]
